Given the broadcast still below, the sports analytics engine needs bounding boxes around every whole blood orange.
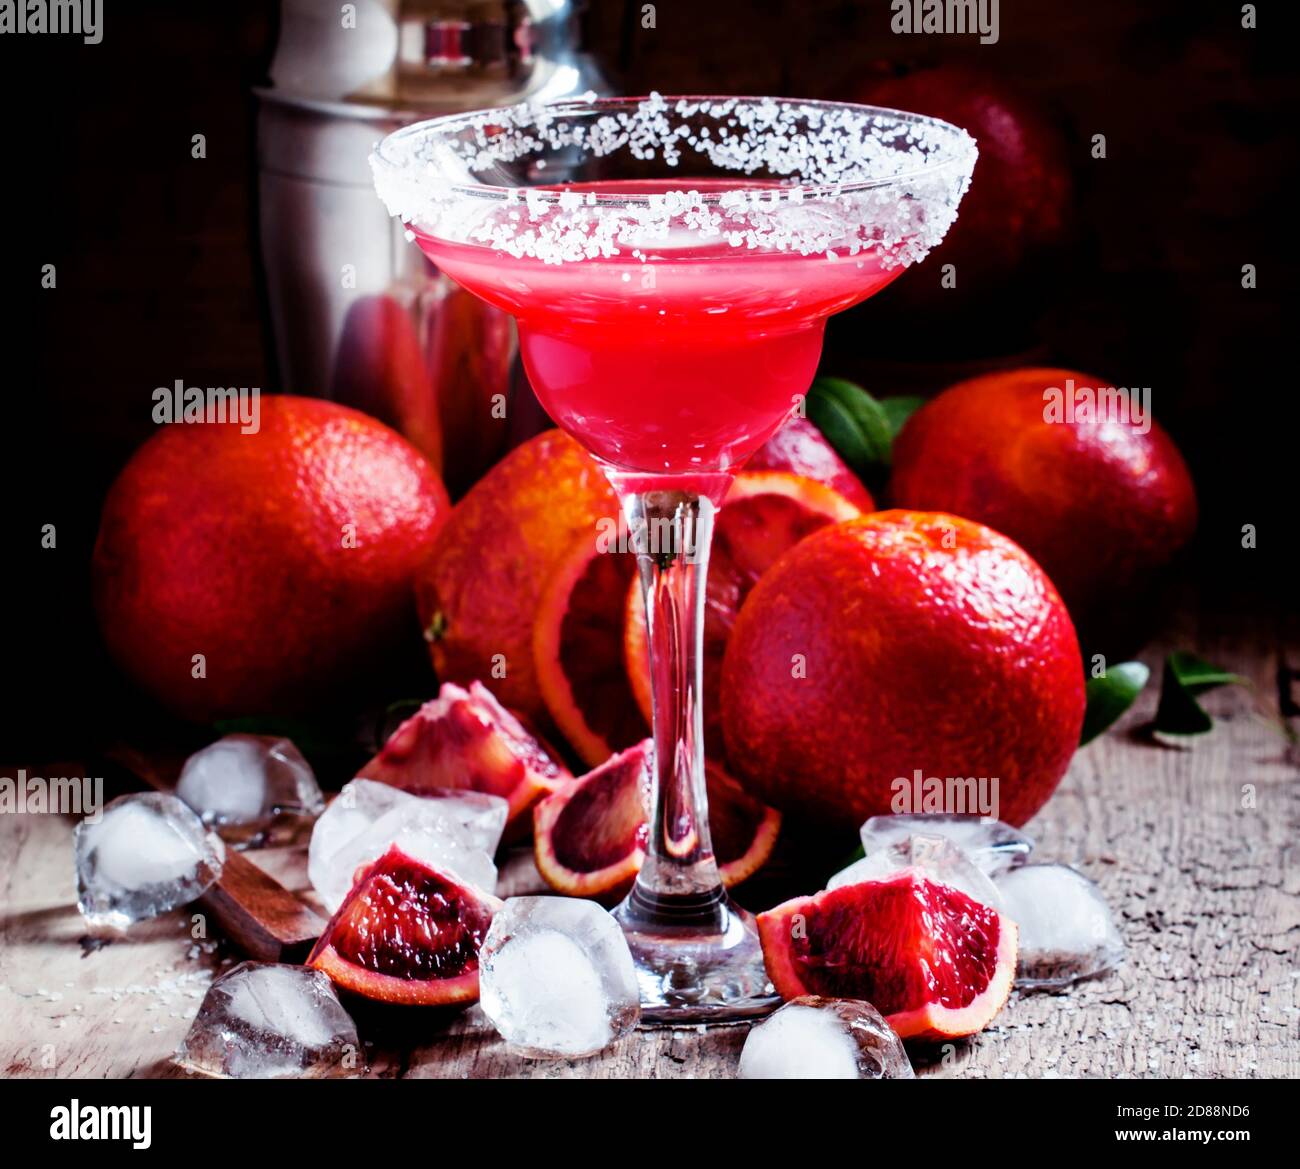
[890,367,1197,624]
[852,66,1073,308]
[415,429,619,728]
[721,511,1084,829]
[92,395,450,722]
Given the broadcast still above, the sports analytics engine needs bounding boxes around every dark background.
[4,0,1294,756]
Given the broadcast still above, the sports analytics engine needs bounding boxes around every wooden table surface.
[3,603,1296,1080]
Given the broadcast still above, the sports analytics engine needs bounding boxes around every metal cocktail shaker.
[255,0,609,492]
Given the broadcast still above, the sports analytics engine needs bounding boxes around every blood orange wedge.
[533,741,651,903]
[358,680,570,840]
[308,845,501,1007]
[757,873,1018,1041]
[534,740,781,904]
[624,471,865,749]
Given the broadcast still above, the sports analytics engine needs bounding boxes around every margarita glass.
[372,95,976,1022]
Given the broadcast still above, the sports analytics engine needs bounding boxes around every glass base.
[612,885,781,1024]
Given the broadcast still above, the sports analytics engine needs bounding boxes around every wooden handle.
[104,742,327,961]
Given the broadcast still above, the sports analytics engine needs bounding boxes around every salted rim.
[370,92,978,209]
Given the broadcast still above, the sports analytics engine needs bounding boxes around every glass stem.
[611,476,730,914]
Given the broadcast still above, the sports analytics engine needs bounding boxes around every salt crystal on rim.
[370,93,976,268]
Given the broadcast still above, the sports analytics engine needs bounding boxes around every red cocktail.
[415,181,903,475]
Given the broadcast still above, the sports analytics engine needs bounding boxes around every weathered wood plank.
[2,615,1295,1079]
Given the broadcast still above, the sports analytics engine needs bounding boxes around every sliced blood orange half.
[357,680,570,840]
[757,873,1018,1041]
[534,739,782,904]
[745,414,876,512]
[533,532,649,768]
[308,845,502,1007]
[624,471,865,747]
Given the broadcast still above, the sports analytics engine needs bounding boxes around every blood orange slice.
[358,680,570,840]
[308,845,501,1007]
[534,739,782,904]
[757,873,1018,1040]
[746,414,876,511]
[533,534,649,768]
[624,471,866,746]
[704,764,783,886]
[533,741,650,903]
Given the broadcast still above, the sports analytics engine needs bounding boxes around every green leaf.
[1152,652,1250,737]
[805,387,873,474]
[1165,651,1248,695]
[880,395,925,440]
[804,378,926,476]
[806,377,889,473]
[806,377,902,481]
[1080,661,1149,745]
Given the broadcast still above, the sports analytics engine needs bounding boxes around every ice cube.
[860,813,1033,877]
[479,896,640,1058]
[995,863,1124,989]
[739,996,913,1079]
[75,793,225,928]
[176,734,325,847]
[313,778,507,858]
[827,832,1003,911]
[308,779,506,911]
[177,962,361,1079]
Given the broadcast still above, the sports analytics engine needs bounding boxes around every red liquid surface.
[413,180,902,476]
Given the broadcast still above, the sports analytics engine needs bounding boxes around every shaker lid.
[263,0,603,116]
